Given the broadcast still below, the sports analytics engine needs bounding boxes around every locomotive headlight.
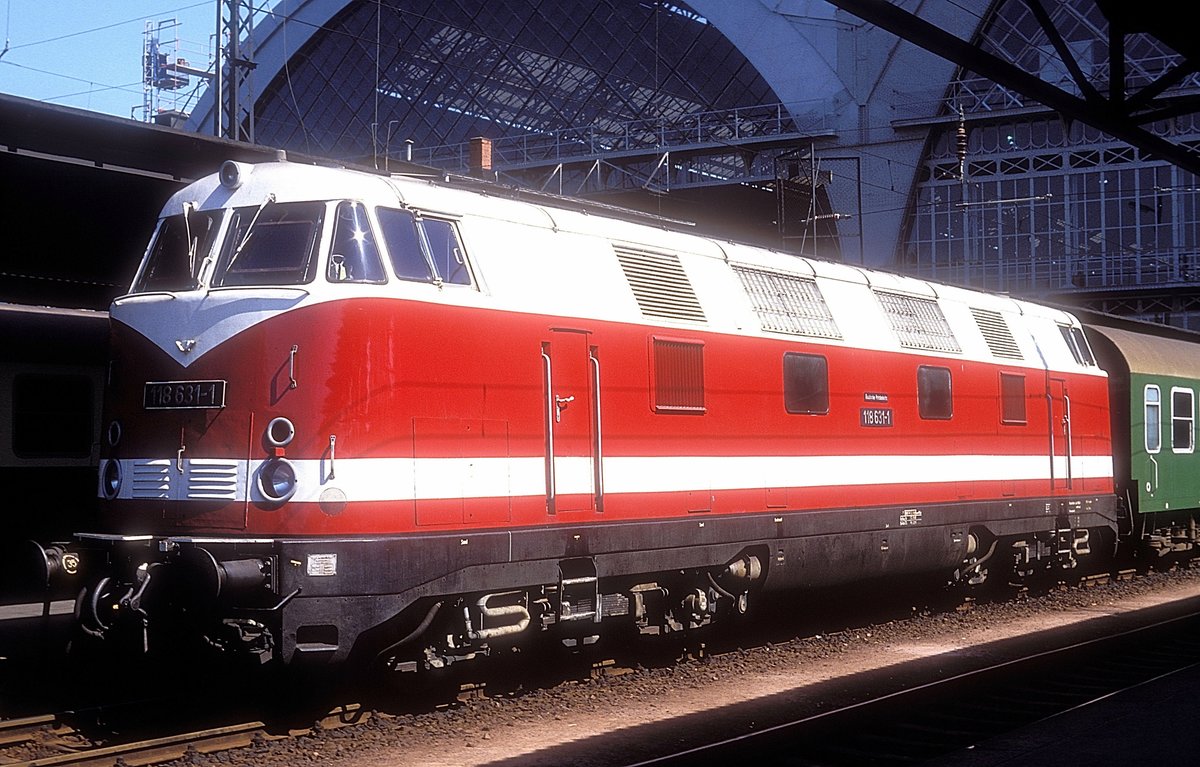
[265,416,295,448]
[101,459,122,500]
[106,420,122,447]
[219,160,251,189]
[258,457,297,502]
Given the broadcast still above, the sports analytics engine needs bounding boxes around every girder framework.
[826,0,1200,176]
[412,103,834,193]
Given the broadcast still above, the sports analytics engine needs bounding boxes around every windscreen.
[134,209,223,292]
[211,201,325,287]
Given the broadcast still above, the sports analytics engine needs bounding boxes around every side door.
[1048,377,1073,491]
[541,330,603,514]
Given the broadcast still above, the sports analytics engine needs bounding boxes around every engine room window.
[327,202,386,283]
[211,201,324,287]
[917,365,953,420]
[135,209,223,292]
[377,207,435,282]
[12,374,94,458]
[1000,372,1026,424]
[783,352,829,414]
[420,218,472,285]
[1172,387,1194,453]
[653,338,705,414]
[1145,385,1162,453]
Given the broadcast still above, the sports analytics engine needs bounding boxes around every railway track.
[629,600,1200,766]
[0,703,382,767]
[1,567,1195,767]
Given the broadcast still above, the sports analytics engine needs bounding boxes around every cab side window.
[328,202,386,283]
[421,218,472,285]
[376,208,434,282]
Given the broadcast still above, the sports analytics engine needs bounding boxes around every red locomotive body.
[44,160,1117,667]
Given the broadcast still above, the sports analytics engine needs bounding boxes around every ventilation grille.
[653,338,706,413]
[131,459,172,499]
[614,245,706,323]
[971,308,1023,359]
[129,458,242,500]
[731,264,841,339]
[874,291,961,353]
[186,459,241,500]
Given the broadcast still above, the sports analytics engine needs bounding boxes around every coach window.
[327,202,386,283]
[918,366,953,420]
[1171,387,1194,453]
[1000,372,1026,424]
[1145,385,1161,453]
[783,353,829,414]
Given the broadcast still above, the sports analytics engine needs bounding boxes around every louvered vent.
[731,264,841,339]
[874,291,961,353]
[131,459,172,499]
[971,308,1023,359]
[186,459,241,500]
[653,338,706,413]
[613,245,706,323]
[129,458,242,500]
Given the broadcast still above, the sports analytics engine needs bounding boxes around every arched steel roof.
[189,0,807,160]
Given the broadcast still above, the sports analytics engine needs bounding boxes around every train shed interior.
[0,93,317,309]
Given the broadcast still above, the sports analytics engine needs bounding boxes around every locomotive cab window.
[917,366,953,420]
[1000,372,1026,424]
[1145,385,1162,453]
[327,202,386,283]
[783,353,829,414]
[1171,387,1194,453]
[376,208,473,287]
[421,218,472,286]
[211,201,324,287]
[135,209,223,293]
[377,207,435,282]
[1059,325,1096,367]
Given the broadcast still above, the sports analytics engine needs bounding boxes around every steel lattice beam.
[825,0,1200,177]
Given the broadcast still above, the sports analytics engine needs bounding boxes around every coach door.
[541,330,604,514]
[1048,377,1073,491]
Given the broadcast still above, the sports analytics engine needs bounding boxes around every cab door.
[541,330,603,514]
[1048,377,1073,491]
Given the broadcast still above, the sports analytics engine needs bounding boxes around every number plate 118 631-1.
[143,380,227,410]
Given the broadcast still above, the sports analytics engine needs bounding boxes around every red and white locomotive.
[37,158,1116,668]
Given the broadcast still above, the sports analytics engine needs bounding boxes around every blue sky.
[1,1,218,118]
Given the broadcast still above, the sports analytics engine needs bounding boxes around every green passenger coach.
[1088,324,1200,555]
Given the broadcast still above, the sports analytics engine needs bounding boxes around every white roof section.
[153,160,1100,377]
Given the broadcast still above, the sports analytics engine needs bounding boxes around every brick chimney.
[469,136,493,177]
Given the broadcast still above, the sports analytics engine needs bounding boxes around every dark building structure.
[4,1,1200,327]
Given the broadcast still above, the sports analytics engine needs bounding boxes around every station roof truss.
[827,0,1200,177]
